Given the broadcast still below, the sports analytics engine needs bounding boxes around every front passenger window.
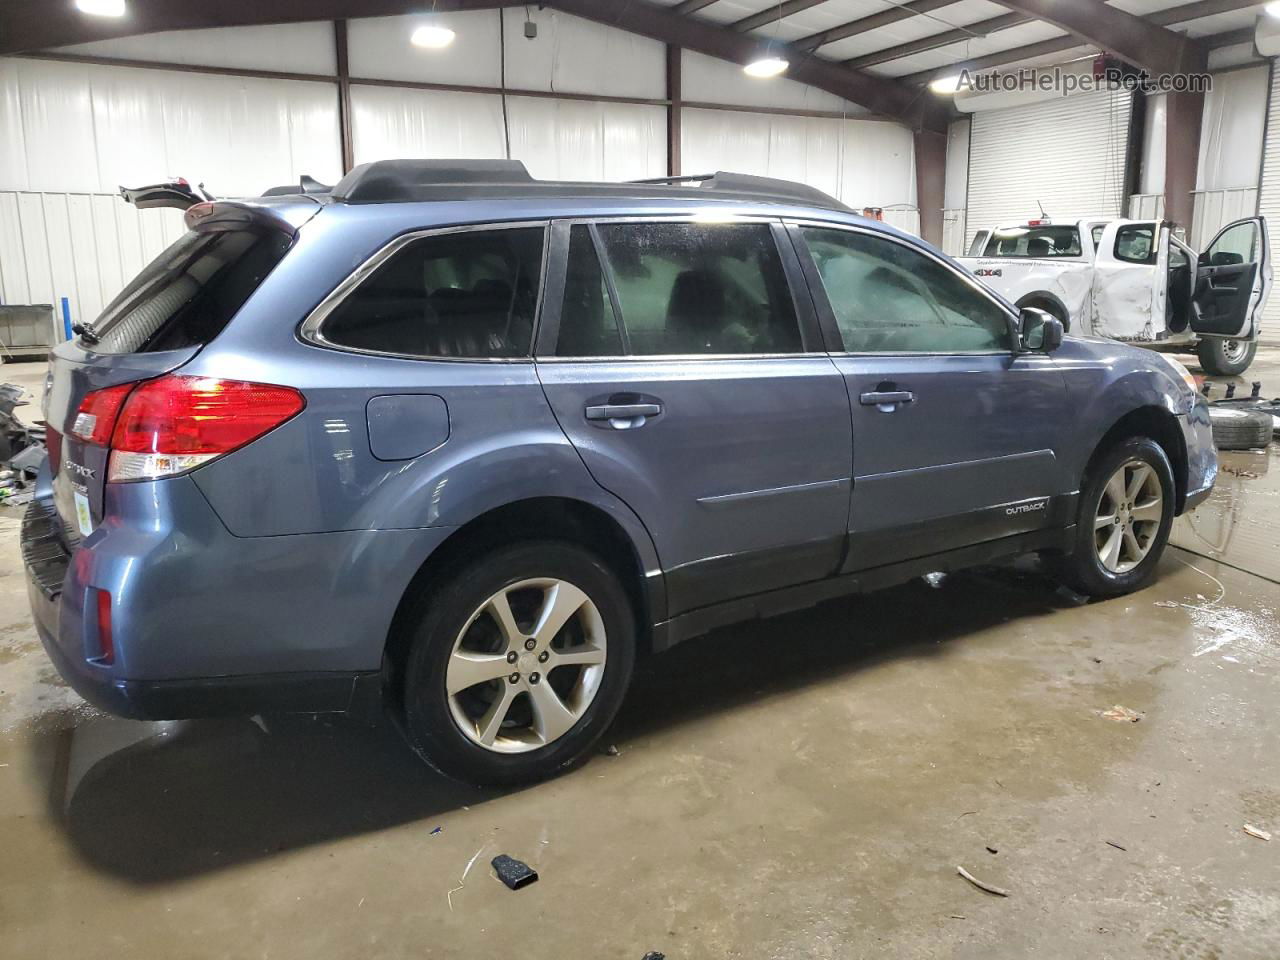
[801,227,1012,354]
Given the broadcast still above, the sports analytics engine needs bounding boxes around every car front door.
[535,218,853,617]
[789,221,1072,573]
[1189,216,1272,339]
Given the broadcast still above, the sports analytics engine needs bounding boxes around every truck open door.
[1189,216,1271,340]
[1092,221,1165,341]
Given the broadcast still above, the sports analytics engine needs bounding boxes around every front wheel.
[1197,337,1256,377]
[1057,437,1176,598]
[400,541,635,786]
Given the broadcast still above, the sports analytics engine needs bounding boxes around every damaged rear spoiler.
[119,178,216,211]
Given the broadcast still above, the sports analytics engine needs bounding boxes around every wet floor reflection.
[1174,445,1280,583]
[22,562,1075,885]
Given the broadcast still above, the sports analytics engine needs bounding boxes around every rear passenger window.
[320,227,544,358]
[556,221,803,357]
[802,226,1012,354]
[1115,225,1156,264]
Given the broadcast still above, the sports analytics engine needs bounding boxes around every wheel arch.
[1085,406,1188,513]
[383,496,663,699]
[1015,291,1071,330]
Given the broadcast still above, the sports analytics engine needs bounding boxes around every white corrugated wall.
[1,9,925,329]
[966,88,1134,243]
[1255,61,1280,344]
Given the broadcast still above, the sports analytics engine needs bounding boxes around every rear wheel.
[1197,337,1256,376]
[400,541,635,786]
[1057,437,1175,598]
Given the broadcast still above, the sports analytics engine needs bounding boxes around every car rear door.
[535,218,853,617]
[1092,220,1165,341]
[789,221,1071,572]
[1189,216,1272,338]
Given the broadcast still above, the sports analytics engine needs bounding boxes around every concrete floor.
[1,347,1278,960]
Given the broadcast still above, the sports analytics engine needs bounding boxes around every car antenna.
[1036,200,1049,220]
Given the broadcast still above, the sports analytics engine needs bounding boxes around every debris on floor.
[985,846,998,855]
[602,743,620,756]
[957,865,1009,897]
[640,953,666,960]
[429,826,442,836]
[1243,825,1272,841]
[1105,841,1127,851]
[492,854,539,890]
[447,845,488,912]
[922,571,947,588]
[1154,600,1180,608]
[1100,705,1143,723]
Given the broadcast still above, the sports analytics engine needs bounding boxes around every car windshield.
[982,225,1082,259]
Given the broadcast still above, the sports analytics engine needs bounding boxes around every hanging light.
[1267,1,1280,17]
[929,74,963,95]
[411,24,457,49]
[75,0,126,15]
[744,56,789,78]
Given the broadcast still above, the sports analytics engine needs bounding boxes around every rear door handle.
[859,391,915,407]
[585,403,663,420]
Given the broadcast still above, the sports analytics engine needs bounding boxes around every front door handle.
[859,390,915,407]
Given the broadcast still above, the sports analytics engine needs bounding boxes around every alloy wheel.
[1094,459,1163,574]
[445,578,607,753]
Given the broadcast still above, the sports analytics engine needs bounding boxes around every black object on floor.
[491,854,538,890]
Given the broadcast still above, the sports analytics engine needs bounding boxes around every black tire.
[1197,337,1256,377]
[1057,437,1176,598]
[1208,406,1272,450]
[399,541,635,786]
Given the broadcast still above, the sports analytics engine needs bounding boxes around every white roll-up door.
[1256,61,1280,343]
[966,88,1133,245]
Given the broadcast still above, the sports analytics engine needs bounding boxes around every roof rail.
[325,158,846,210]
[333,159,534,203]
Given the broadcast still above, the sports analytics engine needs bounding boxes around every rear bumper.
[21,475,452,721]
[34,603,380,721]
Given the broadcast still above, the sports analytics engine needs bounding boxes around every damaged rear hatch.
[46,198,316,554]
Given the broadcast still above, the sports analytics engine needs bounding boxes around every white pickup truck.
[956,216,1272,375]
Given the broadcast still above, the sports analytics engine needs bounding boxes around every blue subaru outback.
[22,160,1216,785]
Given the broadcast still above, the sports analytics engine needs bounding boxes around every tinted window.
[802,227,1012,354]
[90,228,291,354]
[1205,220,1259,265]
[982,225,1082,258]
[555,226,623,357]
[1091,225,1105,249]
[1115,225,1156,264]
[321,227,544,358]
[591,222,803,356]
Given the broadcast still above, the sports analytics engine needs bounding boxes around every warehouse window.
[321,227,545,358]
[802,227,1012,354]
[559,221,803,356]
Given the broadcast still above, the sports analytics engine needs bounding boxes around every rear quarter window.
[89,227,292,354]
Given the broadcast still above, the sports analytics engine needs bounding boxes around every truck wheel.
[1197,338,1256,377]
[1056,437,1175,598]
[1019,297,1070,332]
[399,541,635,786]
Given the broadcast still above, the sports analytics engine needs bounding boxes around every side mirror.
[1019,307,1064,353]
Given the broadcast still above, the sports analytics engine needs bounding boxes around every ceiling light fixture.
[929,74,963,95]
[743,56,789,79]
[75,0,126,16]
[411,24,457,49]
[1267,1,1280,17]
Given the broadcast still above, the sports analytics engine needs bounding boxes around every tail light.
[71,376,305,482]
[70,383,133,446]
